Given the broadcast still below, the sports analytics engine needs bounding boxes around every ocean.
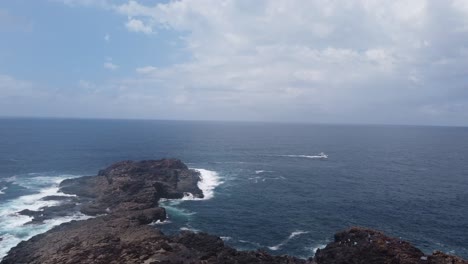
[0,118,467,259]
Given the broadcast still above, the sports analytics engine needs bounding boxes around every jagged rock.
[315,227,467,264]
[428,251,467,264]
[18,203,79,224]
[1,215,310,264]
[3,160,466,264]
[40,195,78,202]
[59,159,203,215]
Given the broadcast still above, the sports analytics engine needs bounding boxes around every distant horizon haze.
[1,115,468,128]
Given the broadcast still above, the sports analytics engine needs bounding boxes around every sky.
[1,0,468,126]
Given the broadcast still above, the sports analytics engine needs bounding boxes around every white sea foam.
[0,212,92,259]
[268,231,309,251]
[255,170,274,174]
[220,236,232,241]
[281,155,327,159]
[159,199,197,217]
[0,187,6,195]
[181,168,222,201]
[248,176,262,183]
[249,175,285,183]
[149,219,171,225]
[308,244,327,254]
[0,169,218,260]
[180,226,200,232]
[0,174,84,260]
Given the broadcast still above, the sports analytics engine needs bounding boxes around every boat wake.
[280,153,328,159]
[255,170,274,174]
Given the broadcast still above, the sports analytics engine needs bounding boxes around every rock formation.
[315,227,467,264]
[2,159,466,264]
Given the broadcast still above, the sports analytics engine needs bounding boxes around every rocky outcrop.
[1,215,310,264]
[2,159,466,264]
[315,227,467,264]
[18,159,203,224]
[60,159,203,216]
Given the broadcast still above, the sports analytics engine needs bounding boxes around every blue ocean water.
[0,118,467,259]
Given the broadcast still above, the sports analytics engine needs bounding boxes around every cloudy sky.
[1,0,468,126]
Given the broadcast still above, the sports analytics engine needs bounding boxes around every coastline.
[1,159,466,264]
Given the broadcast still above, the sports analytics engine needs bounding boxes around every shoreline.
[1,159,466,263]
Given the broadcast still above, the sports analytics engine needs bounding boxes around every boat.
[317,152,328,159]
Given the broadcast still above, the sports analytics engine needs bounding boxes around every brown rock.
[315,227,467,264]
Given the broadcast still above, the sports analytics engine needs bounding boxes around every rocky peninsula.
[1,159,466,264]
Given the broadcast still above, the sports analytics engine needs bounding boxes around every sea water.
[0,118,467,259]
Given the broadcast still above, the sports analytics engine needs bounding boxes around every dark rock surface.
[60,159,203,216]
[18,203,79,224]
[1,216,310,264]
[315,227,467,264]
[3,159,466,264]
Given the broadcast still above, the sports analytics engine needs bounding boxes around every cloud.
[104,33,110,42]
[136,66,157,74]
[49,0,468,125]
[104,62,118,70]
[125,18,152,34]
[0,74,35,98]
[108,0,468,124]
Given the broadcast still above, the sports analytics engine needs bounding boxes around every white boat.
[317,152,328,159]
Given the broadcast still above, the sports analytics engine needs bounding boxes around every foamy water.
[268,231,309,251]
[182,168,223,201]
[0,174,89,260]
[159,168,222,224]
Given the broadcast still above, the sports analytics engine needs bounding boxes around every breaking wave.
[0,174,89,260]
[268,231,309,251]
[182,168,223,201]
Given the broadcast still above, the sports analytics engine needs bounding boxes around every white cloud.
[125,18,152,34]
[136,66,158,74]
[0,74,34,98]
[52,0,468,125]
[104,62,118,70]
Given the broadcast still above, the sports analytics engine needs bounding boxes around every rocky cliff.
[2,159,466,264]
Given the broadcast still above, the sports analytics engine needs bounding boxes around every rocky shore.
[1,159,466,264]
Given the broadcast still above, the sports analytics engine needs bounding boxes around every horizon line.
[1,115,467,129]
